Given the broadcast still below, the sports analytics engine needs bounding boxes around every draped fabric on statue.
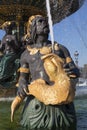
[0,52,20,84]
[20,97,76,130]
[0,53,17,79]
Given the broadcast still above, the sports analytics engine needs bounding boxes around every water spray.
[46,0,55,53]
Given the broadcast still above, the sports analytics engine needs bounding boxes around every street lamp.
[74,50,79,66]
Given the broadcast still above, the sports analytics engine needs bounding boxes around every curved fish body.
[29,54,76,105]
[11,96,24,122]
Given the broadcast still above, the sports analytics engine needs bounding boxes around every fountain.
[0,0,82,40]
[0,0,82,130]
[0,0,82,94]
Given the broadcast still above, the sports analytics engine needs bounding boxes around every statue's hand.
[63,61,80,78]
[17,83,29,97]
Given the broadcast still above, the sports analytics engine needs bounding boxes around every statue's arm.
[0,37,5,52]
[12,35,19,48]
[59,44,80,78]
[17,52,30,97]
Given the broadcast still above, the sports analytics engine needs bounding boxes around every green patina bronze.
[20,97,76,130]
[0,52,21,88]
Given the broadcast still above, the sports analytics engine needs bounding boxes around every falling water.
[46,0,54,52]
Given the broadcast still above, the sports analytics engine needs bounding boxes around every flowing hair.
[27,15,43,44]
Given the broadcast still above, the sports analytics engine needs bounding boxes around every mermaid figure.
[11,15,80,130]
[0,21,21,86]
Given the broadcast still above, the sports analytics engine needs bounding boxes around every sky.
[0,0,87,67]
[53,0,87,67]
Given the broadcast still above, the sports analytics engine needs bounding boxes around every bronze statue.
[0,21,21,87]
[11,15,80,130]
[0,21,19,55]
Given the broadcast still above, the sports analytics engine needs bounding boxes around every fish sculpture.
[11,53,76,122]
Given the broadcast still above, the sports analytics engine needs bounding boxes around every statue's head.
[27,15,49,43]
[1,21,16,34]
